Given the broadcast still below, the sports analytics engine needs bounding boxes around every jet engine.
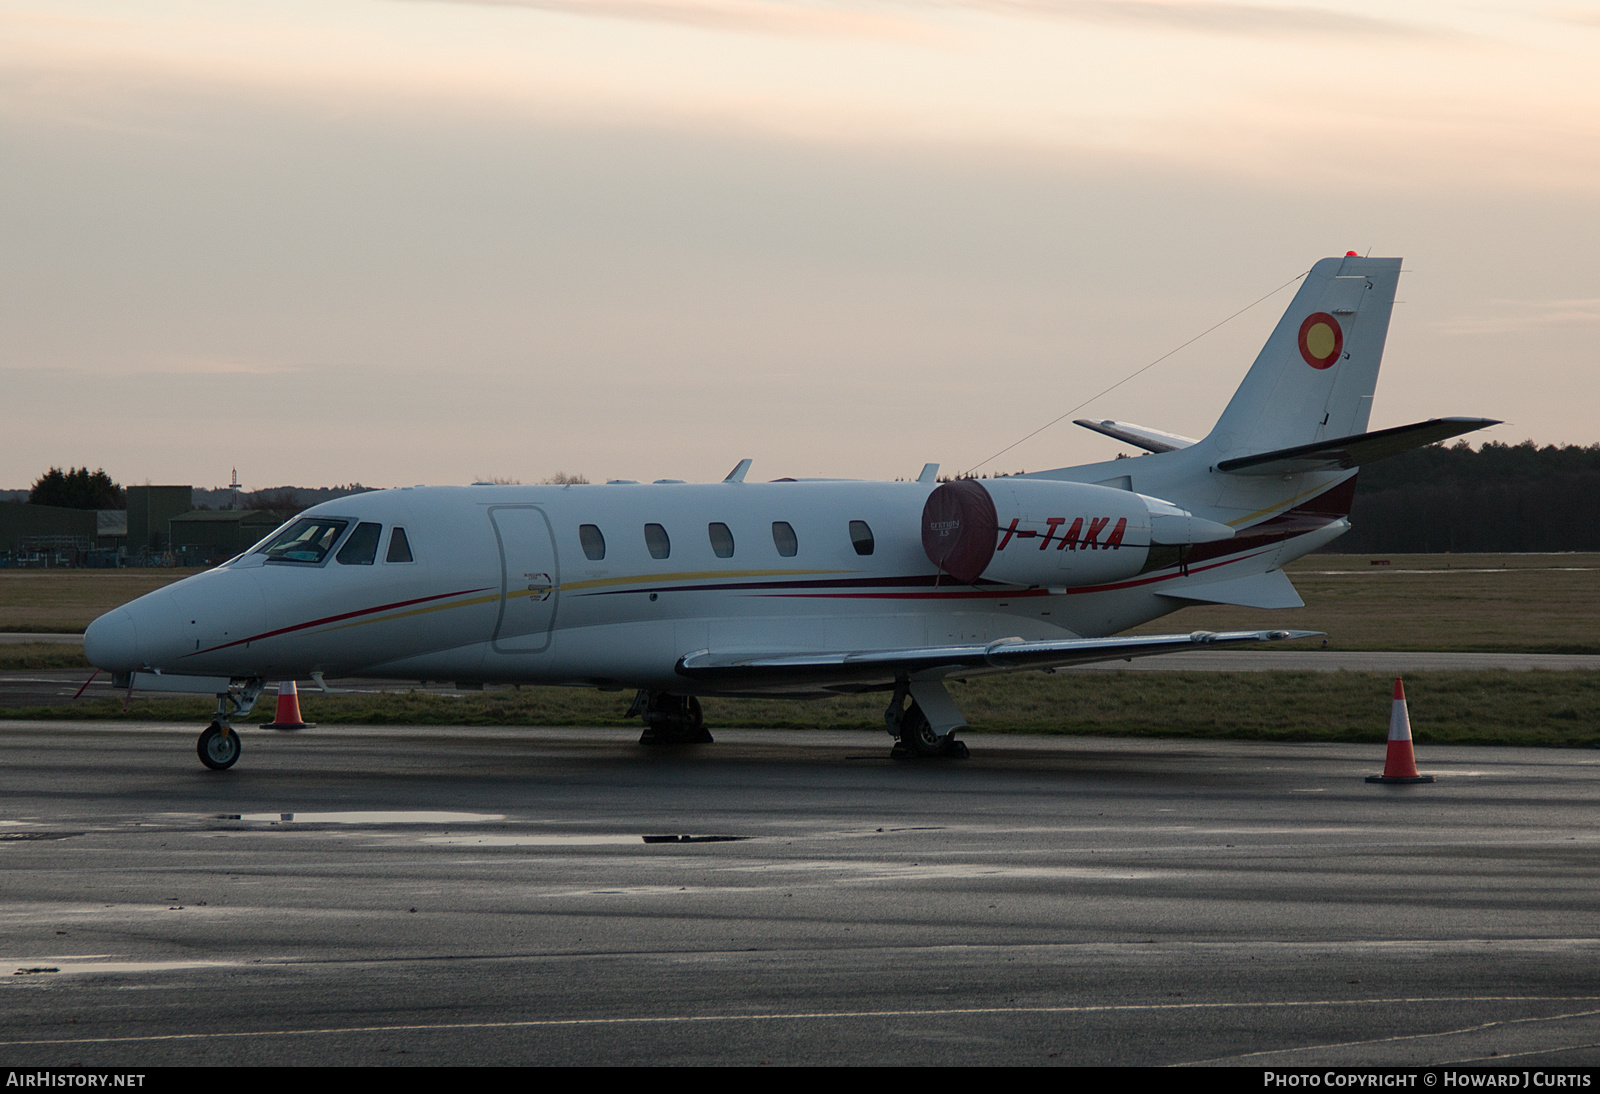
[920,478,1234,588]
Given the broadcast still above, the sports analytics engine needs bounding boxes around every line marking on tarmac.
[1176,1004,1600,1066]
[4,995,1600,1048]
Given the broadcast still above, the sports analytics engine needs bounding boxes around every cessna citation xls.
[85,254,1496,770]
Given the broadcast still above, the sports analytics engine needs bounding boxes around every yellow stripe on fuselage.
[1225,477,1352,528]
[560,568,852,592]
[306,569,859,636]
[319,591,504,634]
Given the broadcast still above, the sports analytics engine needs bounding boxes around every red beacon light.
[1346,251,1360,256]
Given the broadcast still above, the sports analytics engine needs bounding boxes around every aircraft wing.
[1215,417,1499,475]
[675,628,1321,694]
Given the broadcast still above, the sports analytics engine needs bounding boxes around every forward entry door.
[489,506,559,654]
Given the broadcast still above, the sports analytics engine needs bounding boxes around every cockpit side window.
[337,522,383,565]
[386,527,414,563]
[258,518,350,565]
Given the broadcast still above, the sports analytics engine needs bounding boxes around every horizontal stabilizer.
[1074,419,1199,453]
[677,629,1322,693]
[1160,569,1305,610]
[1215,417,1500,475]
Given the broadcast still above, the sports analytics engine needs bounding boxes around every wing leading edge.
[675,628,1321,694]
[1214,417,1500,475]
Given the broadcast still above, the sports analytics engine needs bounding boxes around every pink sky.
[3,0,1596,489]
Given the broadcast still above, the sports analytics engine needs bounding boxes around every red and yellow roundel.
[1298,312,1343,370]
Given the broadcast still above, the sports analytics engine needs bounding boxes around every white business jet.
[85,254,1496,769]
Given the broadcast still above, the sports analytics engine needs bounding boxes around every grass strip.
[5,671,1597,749]
[0,644,91,671]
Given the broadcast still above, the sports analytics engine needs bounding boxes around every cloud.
[966,0,1445,38]
[1431,298,1600,335]
[415,0,1441,42]
[0,359,309,379]
[404,0,932,41]
[1552,5,1600,29]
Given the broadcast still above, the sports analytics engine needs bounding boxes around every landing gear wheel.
[892,702,970,761]
[902,704,944,757]
[197,723,241,771]
[636,693,714,746]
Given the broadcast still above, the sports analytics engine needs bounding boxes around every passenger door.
[488,506,559,654]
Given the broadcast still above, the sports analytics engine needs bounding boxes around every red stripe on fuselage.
[760,550,1273,599]
[183,586,495,658]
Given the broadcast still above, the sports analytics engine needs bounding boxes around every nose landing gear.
[198,723,241,770]
[196,680,265,771]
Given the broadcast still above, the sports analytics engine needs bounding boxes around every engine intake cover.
[920,479,998,584]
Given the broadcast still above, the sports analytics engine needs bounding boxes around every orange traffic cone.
[1366,677,1433,784]
[261,680,315,730]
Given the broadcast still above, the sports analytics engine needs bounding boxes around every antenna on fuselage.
[723,459,753,483]
[917,463,939,484]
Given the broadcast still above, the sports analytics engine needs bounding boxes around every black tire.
[197,723,241,771]
[900,703,947,758]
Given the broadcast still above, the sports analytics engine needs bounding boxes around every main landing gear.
[885,678,970,760]
[628,690,714,746]
[196,680,264,771]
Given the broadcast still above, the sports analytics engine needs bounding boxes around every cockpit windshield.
[256,518,350,565]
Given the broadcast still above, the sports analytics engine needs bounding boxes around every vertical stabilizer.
[1205,256,1400,460]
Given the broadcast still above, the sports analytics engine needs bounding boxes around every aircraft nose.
[84,608,140,672]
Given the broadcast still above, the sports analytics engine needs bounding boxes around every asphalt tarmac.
[2,722,1599,1066]
[5,648,1599,714]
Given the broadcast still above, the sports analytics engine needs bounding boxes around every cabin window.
[386,527,414,563]
[771,521,798,558]
[644,523,671,560]
[336,522,383,565]
[708,522,735,559]
[579,524,606,561]
[258,518,349,565]
[849,520,875,556]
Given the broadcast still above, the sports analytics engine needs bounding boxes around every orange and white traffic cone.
[1366,677,1433,784]
[261,680,315,731]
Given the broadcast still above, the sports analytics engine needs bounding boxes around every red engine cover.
[920,479,998,584]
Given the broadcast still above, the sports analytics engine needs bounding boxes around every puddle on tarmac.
[422,834,649,846]
[423,834,749,846]
[232,811,506,824]
[8,957,235,976]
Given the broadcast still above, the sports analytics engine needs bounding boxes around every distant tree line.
[189,484,375,513]
[28,467,124,510]
[1340,441,1600,552]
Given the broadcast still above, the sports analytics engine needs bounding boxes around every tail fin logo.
[1298,312,1343,370]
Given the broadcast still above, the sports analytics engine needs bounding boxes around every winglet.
[723,459,753,483]
[917,463,939,484]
